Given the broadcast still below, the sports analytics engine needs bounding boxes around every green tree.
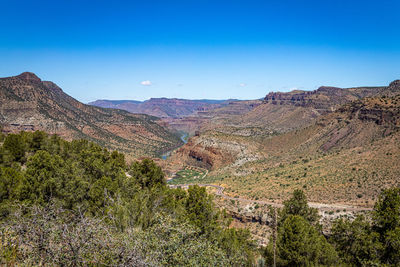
[331,215,382,265]
[3,134,26,163]
[266,215,338,266]
[0,167,23,201]
[0,167,24,217]
[280,189,319,226]
[373,188,400,265]
[23,150,65,204]
[218,227,256,266]
[129,159,165,189]
[30,131,47,152]
[185,185,219,235]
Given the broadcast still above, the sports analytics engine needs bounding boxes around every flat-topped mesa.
[264,90,314,102]
[262,83,398,114]
[264,86,346,103]
[263,90,320,111]
[315,86,346,95]
[15,72,42,82]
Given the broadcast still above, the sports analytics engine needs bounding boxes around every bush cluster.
[0,131,255,266]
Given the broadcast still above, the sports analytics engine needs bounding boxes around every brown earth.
[164,80,400,208]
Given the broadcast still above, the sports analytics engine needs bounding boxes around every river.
[161,132,188,160]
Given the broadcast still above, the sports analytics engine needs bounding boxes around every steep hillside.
[0,72,183,157]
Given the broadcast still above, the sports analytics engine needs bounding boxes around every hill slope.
[166,80,400,206]
[0,72,183,157]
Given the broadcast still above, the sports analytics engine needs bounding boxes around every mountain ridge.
[0,72,183,157]
[89,98,235,118]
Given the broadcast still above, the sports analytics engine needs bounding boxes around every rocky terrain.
[157,83,392,137]
[0,72,183,157]
[164,80,400,207]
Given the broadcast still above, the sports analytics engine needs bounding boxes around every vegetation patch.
[167,166,208,185]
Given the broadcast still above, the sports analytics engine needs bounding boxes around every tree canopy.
[0,131,255,266]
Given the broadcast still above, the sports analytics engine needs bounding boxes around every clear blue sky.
[0,0,399,102]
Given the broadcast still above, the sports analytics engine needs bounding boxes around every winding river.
[161,132,188,160]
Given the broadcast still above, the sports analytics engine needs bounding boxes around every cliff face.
[343,99,400,127]
[263,85,387,114]
[334,81,400,127]
[0,72,183,157]
[315,92,400,152]
[173,136,236,170]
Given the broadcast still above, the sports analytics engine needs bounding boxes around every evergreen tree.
[3,134,26,163]
[185,185,219,234]
[374,188,400,265]
[331,216,382,265]
[266,215,338,266]
[280,189,319,226]
[129,158,165,189]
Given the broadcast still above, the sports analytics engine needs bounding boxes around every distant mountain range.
[89,98,235,118]
[90,82,400,137]
[0,72,183,157]
[195,82,400,133]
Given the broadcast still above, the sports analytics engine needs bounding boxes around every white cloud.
[140,80,152,86]
[240,83,246,87]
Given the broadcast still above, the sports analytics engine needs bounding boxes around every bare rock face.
[15,72,42,82]
[174,137,235,169]
[0,72,183,157]
[228,210,272,225]
[318,93,400,151]
[345,96,400,127]
[385,80,400,96]
[170,131,260,171]
[263,84,390,114]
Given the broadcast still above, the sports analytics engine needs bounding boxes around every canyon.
[3,72,400,210]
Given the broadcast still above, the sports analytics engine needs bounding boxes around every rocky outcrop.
[263,84,394,114]
[228,210,272,225]
[170,131,260,171]
[383,80,400,97]
[347,97,400,127]
[175,138,235,169]
[14,72,42,82]
[319,94,400,151]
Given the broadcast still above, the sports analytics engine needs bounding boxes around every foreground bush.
[264,191,339,266]
[331,187,400,266]
[0,131,256,266]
